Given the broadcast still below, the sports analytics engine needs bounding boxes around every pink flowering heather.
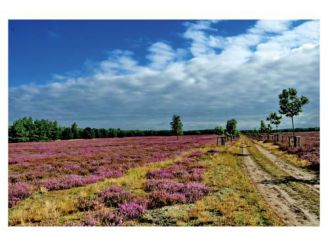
[98,210,124,226]
[146,169,175,179]
[118,201,146,219]
[9,135,216,206]
[144,179,185,193]
[183,182,209,203]
[98,186,133,207]
[94,167,123,179]
[76,197,99,212]
[9,182,32,207]
[83,213,99,226]
[148,190,187,209]
[83,210,124,226]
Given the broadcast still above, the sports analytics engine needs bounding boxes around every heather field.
[9,135,216,207]
[9,133,321,226]
[9,135,285,226]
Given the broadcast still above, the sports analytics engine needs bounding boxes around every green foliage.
[266,124,272,134]
[259,120,272,134]
[279,88,309,117]
[266,112,282,130]
[82,127,95,139]
[71,122,80,139]
[278,88,309,134]
[9,117,61,142]
[225,119,238,137]
[170,115,183,138]
[62,127,73,140]
[214,126,225,135]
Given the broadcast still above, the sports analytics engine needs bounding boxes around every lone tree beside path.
[170,115,183,139]
[214,126,225,145]
[278,88,309,137]
[225,119,238,142]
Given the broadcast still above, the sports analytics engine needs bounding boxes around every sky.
[9,20,319,130]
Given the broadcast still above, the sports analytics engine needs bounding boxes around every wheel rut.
[241,143,319,226]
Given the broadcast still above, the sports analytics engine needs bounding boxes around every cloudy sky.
[9,20,319,130]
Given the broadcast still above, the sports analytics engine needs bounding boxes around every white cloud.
[10,20,320,130]
[250,20,292,34]
[147,42,175,69]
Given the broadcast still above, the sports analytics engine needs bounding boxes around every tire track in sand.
[241,144,319,226]
[254,143,320,193]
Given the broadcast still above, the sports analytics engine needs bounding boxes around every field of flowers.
[9,135,216,208]
[82,151,211,226]
[9,135,284,226]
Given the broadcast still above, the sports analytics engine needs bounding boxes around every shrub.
[76,197,98,211]
[9,182,32,207]
[183,182,209,203]
[146,169,175,179]
[98,186,133,207]
[98,210,123,226]
[148,190,186,209]
[144,179,185,193]
[119,201,146,219]
[83,213,99,226]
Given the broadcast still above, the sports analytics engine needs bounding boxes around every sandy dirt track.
[241,143,319,226]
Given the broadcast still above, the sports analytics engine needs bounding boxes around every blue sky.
[9,20,319,130]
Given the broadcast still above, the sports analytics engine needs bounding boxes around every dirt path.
[254,143,320,193]
[241,144,319,226]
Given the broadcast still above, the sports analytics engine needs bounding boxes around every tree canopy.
[170,115,184,139]
[279,88,309,135]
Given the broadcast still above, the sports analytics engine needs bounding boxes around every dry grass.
[137,142,283,226]
[244,137,319,217]
[10,139,284,226]
[255,140,310,168]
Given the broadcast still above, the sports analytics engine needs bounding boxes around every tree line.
[9,88,314,143]
[9,116,214,143]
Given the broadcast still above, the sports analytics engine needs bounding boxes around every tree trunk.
[217,137,219,146]
[291,116,295,137]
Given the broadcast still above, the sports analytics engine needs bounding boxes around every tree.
[71,122,79,139]
[266,124,272,134]
[62,127,73,140]
[225,119,238,142]
[260,120,266,133]
[214,126,225,146]
[266,112,282,131]
[214,126,225,135]
[170,115,183,139]
[9,117,31,142]
[82,127,95,139]
[278,88,309,136]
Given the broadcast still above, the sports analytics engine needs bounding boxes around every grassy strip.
[244,137,319,216]
[255,140,311,168]
[136,142,283,226]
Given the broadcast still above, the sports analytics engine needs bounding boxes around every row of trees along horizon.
[9,88,318,143]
